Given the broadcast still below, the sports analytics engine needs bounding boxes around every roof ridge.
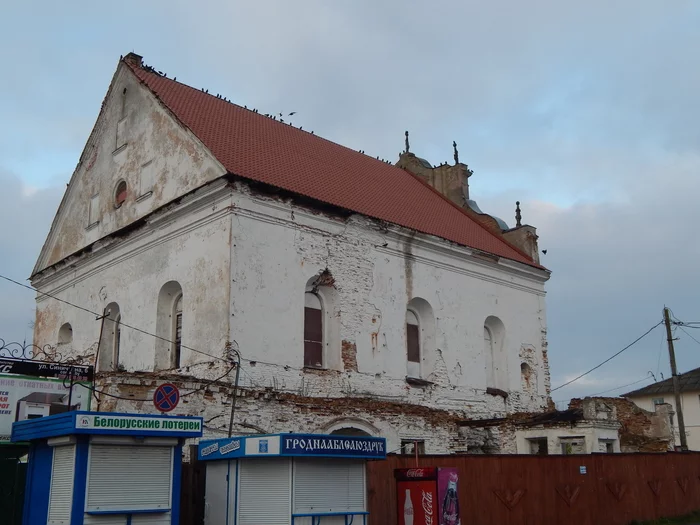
[123,58,384,160]
[122,56,545,270]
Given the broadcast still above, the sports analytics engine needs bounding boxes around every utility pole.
[664,307,688,451]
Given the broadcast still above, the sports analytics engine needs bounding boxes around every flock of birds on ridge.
[137,61,460,168]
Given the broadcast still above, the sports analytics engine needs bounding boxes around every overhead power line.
[678,326,700,347]
[588,373,655,397]
[0,273,229,364]
[551,321,662,392]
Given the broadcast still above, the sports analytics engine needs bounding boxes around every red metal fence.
[367,453,700,525]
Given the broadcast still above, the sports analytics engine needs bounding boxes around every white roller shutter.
[293,459,365,514]
[86,445,172,512]
[238,458,291,525]
[48,445,76,525]
[83,515,126,525]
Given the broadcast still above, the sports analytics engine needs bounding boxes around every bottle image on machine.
[404,488,414,525]
[441,472,460,525]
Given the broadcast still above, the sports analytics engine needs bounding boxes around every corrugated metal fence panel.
[238,458,291,525]
[47,445,76,525]
[366,453,700,525]
[293,458,365,514]
[86,445,172,512]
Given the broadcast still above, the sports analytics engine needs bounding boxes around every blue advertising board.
[281,434,385,457]
[197,433,386,461]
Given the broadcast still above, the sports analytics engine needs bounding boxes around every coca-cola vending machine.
[395,467,460,525]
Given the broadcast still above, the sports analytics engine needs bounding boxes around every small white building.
[623,367,700,451]
[30,53,552,453]
[514,399,622,455]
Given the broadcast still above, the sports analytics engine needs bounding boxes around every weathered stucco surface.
[33,179,550,453]
[31,68,551,454]
[33,62,226,274]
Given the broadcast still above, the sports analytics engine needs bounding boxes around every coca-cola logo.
[406,469,425,478]
[422,490,434,525]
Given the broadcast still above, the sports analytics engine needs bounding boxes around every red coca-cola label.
[395,467,437,481]
[422,490,434,525]
[397,481,438,525]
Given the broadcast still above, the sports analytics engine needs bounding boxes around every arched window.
[329,427,371,437]
[114,180,127,208]
[484,326,494,384]
[406,309,420,378]
[304,292,323,368]
[484,316,507,390]
[405,298,435,380]
[57,323,73,345]
[98,303,121,372]
[303,272,340,371]
[114,314,122,367]
[173,294,183,369]
[155,281,183,370]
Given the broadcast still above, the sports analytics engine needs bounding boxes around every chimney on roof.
[124,52,143,68]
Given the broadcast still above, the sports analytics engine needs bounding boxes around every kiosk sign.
[282,434,385,458]
[76,414,202,434]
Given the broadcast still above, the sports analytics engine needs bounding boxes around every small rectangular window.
[401,440,425,456]
[116,117,128,150]
[598,440,615,453]
[652,397,665,408]
[560,437,585,455]
[304,306,323,368]
[139,160,155,196]
[88,194,100,226]
[528,437,548,455]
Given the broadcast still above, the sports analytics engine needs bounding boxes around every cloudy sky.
[1,1,699,403]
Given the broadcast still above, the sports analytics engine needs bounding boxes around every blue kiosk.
[12,411,203,525]
[197,433,387,525]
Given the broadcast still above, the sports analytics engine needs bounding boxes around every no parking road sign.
[153,383,180,413]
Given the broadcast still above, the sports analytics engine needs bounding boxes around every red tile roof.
[127,61,540,268]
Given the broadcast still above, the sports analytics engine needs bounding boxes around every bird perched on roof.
[173,77,176,81]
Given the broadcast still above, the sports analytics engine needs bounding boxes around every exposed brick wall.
[569,397,672,453]
[341,340,358,372]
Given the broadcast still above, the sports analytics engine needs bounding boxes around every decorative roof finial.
[453,141,459,164]
[515,201,522,227]
[405,131,410,154]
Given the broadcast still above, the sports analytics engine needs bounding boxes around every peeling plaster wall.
[33,181,549,452]
[228,184,549,418]
[35,63,225,273]
[33,183,233,372]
